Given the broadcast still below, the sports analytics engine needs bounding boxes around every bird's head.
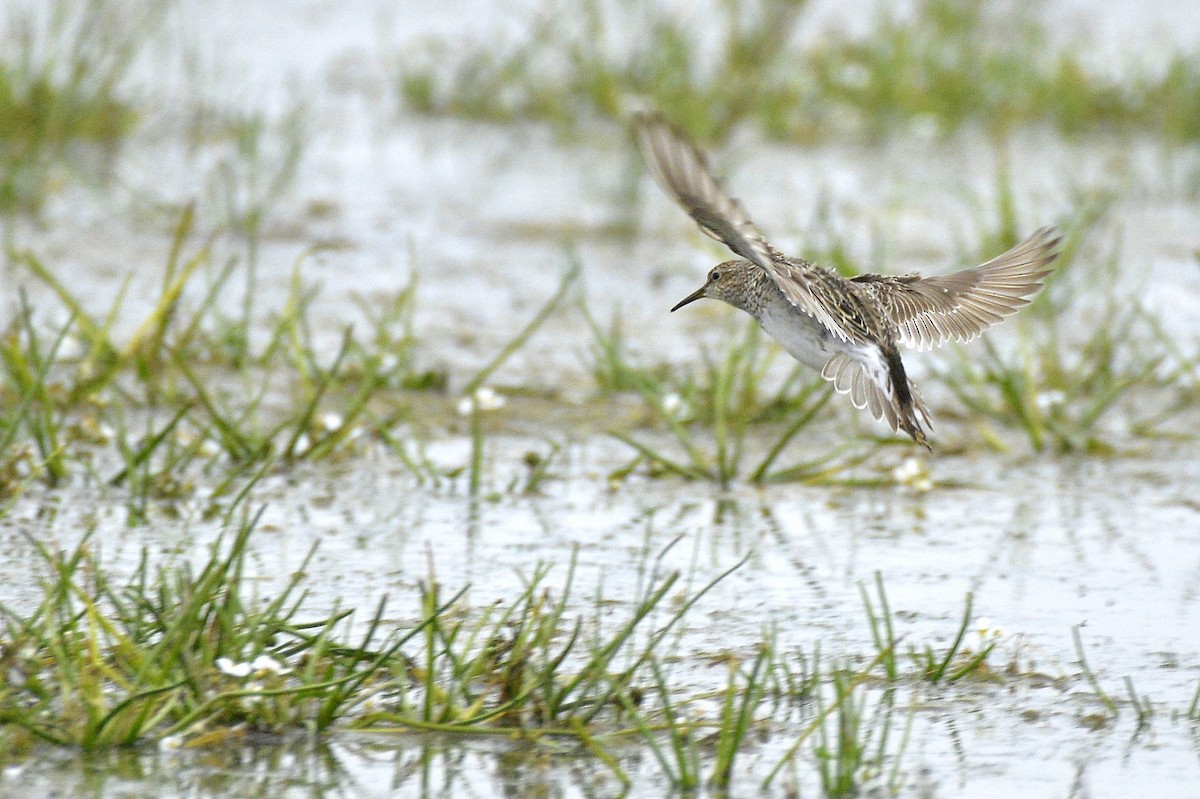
[670,260,759,313]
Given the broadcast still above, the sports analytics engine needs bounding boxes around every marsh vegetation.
[2,0,1199,795]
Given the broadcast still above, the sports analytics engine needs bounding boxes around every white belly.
[757,303,846,372]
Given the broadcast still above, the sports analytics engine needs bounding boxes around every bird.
[633,112,1061,448]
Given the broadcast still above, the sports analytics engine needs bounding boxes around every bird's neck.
[731,268,779,319]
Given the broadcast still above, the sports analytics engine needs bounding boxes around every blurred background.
[2,1,1199,797]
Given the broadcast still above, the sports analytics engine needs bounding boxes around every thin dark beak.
[670,285,707,312]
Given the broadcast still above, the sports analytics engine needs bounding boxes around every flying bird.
[634,112,1061,447]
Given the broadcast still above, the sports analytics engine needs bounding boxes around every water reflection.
[3,437,1199,796]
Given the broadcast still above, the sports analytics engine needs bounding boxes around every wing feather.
[633,112,778,272]
[853,227,1062,350]
[634,112,864,344]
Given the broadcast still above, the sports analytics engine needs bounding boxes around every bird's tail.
[881,344,932,450]
[820,347,933,449]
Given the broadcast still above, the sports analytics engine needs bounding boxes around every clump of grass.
[0,508,400,748]
[859,572,1001,685]
[623,637,772,790]
[337,555,728,799]
[0,515,746,754]
[397,0,808,141]
[793,0,1200,142]
[396,0,1200,144]
[763,645,902,792]
[6,521,1122,793]
[811,670,908,797]
[0,205,446,512]
[910,592,999,685]
[0,0,170,213]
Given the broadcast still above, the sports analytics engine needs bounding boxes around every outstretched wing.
[853,227,1061,350]
[634,112,864,344]
[633,112,779,271]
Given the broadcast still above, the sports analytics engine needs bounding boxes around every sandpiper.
[634,112,1061,448]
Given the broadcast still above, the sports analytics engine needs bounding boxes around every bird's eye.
[710,270,721,282]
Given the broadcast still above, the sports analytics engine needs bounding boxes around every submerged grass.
[398,0,808,142]
[0,0,171,213]
[1,514,736,750]
[0,3,1193,794]
[397,0,1200,144]
[0,512,1159,792]
[0,205,442,510]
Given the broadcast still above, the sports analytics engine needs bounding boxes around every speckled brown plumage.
[635,111,1061,447]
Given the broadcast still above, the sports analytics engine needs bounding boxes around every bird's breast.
[757,300,847,371]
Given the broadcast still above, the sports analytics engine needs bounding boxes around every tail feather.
[881,344,931,449]
[821,347,933,449]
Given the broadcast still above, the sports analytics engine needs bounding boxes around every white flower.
[892,456,932,491]
[456,387,506,416]
[974,617,1004,646]
[158,734,184,751]
[250,655,290,675]
[58,335,85,360]
[218,654,291,678]
[216,657,252,677]
[1036,389,1066,412]
[317,412,343,432]
[661,392,689,419]
[892,457,922,482]
[474,387,505,411]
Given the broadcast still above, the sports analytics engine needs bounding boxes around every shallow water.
[2,0,1200,796]
[5,431,1200,796]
